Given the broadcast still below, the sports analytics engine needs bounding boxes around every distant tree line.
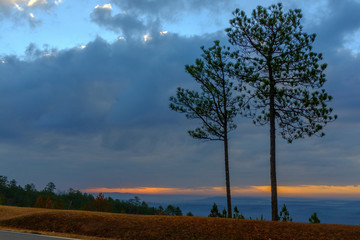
[209,202,320,223]
[0,176,187,216]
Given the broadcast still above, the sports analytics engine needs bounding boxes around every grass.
[1,205,360,240]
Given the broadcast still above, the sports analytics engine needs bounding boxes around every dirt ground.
[1,206,359,240]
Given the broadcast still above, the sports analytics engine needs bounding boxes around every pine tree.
[226,3,336,220]
[279,204,292,222]
[208,203,222,217]
[186,211,194,216]
[170,41,243,218]
[233,206,245,219]
[309,212,320,223]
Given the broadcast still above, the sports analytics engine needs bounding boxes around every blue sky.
[0,0,360,198]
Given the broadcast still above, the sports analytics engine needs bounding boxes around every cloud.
[308,0,360,53]
[95,3,112,10]
[304,0,360,114]
[24,43,57,60]
[27,0,47,7]
[0,0,61,26]
[28,11,41,28]
[90,0,242,39]
[0,32,225,189]
[108,0,236,20]
[90,3,161,39]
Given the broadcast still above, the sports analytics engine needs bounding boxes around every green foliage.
[170,40,243,218]
[279,204,292,222]
[175,206,183,216]
[309,212,321,223]
[60,188,95,210]
[94,193,112,212]
[111,196,158,215]
[164,204,175,216]
[208,203,222,217]
[164,205,183,216]
[170,40,242,141]
[226,2,336,142]
[233,206,245,219]
[0,175,169,216]
[0,177,35,206]
[44,182,56,193]
[244,214,265,221]
[249,214,265,221]
[0,193,5,205]
[226,2,336,221]
[208,203,232,218]
[157,205,164,215]
[222,208,228,218]
[186,211,194,216]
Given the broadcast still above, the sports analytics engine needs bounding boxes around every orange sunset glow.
[83,185,360,198]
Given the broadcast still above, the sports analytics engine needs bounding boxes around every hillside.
[0,206,359,240]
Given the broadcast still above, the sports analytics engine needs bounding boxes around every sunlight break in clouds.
[83,185,360,198]
[95,3,112,10]
[27,0,47,7]
[8,0,61,10]
[143,34,152,42]
[14,2,24,11]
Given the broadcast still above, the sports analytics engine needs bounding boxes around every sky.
[0,0,360,199]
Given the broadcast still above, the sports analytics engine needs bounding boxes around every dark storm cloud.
[306,0,360,113]
[108,0,236,20]
[0,39,121,137]
[90,0,240,39]
[308,0,360,52]
[90,4,161,39]
[0,31,229,189]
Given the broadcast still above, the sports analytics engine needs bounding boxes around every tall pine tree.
[226,3,336,220]
[170,41,242,218]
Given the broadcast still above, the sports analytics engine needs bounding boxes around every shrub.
[186,211,194,216]
[309,212,320,223]
[233,206,245,219]
[208,203,222,217]
[279,204,292,222]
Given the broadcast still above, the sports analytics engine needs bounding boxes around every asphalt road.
[0,230,82,240]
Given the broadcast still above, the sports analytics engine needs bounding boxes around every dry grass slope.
[0,206,359,240]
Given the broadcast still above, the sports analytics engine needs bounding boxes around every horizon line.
[82,185,360,199]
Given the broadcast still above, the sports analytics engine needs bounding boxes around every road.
[0,230,82,240]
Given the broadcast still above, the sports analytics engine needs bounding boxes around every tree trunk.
[224,134,232,218]
[269,75,278,221]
